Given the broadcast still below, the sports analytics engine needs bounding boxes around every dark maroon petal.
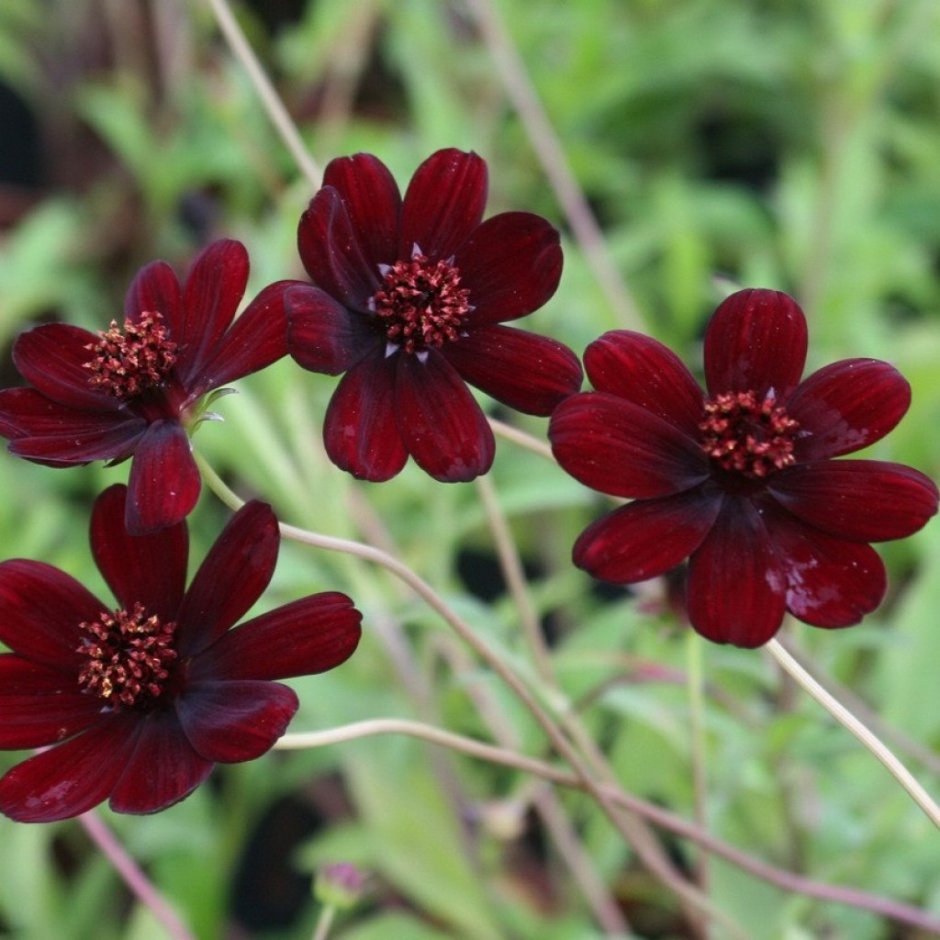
[0,655,103,748]
[0,717,137,822]
[191,592,362,682]
[768,460,939,542]
[322,349,408,481]
[583,331,704,436]
[764,505,887,627]
[457,212,562,326]
[442,325,582,415]
[789,359,911,461]
[396,351,494,482]
[176,501,279,657]
[125,420,201,535]
[177,680,298,762]
[90,484,188,621]
[298,187,380,311]
[704,289,808,398]
[686,497,787,647]
[109,710,214,814]
[123,258,183,325]
[0,559,103,670]
[287,284,381,375]
[574,489,722,584]
[12,323,123,412]
[323,153,401,267]
[400,149,487,260]
[550,392,709,499]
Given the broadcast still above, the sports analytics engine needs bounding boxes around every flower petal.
[442,325,582,415]
[765,505,887,628]
[0,717,138,822]
[123,258,183,326]
[788,359,911,460]
[687,498,787,647]
[298,187,380,311]
[125,420,201,535]
[0,559,103,670]
[287,284,381,375]
[108,710,214,815]
[768,460,939,542]
[400,149,487,260]
[704,289,808,398]
[0,655,103,748]
[322,349,408,481]
[175,501,279,657]
[583,331,704,436]
[573,489,723,584]
[12,323,123,412]
[90,484,188,621]
[174,239,249,381]
[550,392,709,498]
[191,592,362,681]
[457,212,562,325]
[323,153,401,268]
[396,351,494,482]
[177,680,298,763]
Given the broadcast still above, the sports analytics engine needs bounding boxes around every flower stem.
[766,638,940,829]
[686,630,711,903]
[488,416,554,461]
[311,905,336,940]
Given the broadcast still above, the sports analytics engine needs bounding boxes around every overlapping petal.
[123,258,183,326]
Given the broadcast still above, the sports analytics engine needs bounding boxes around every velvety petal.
[0,655,103,748]
[686,498,787,647]
[442,325,582,415]
[768,460,939,542]
[0,717,138,822]
[457,213,562,325]
[400,149,487,260]
[298,187,380,311]
[108,710,214,815]
[287,284,381,375]
[125,420,201,535]
[583,331,704,436]
[704,289,808,398]
[123,258,183,326]
[177,680,298,762]
[323,153,401,267]
[0,559,103,670]
[765,505,887,628]
[191,592,362,682]
[323,349,408,481]
[396,351,494,482]
[549,392,709,499]
[789,359,911,461]
[0,388,144,463]
[175,501,279,657]
[574,489,723,584]
[12,323,123,412]
[90,484,188,621]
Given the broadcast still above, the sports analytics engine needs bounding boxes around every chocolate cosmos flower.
[0,484,362,822]
[0,239,297,534]
[287,148,582,482]
[550,289,939,647]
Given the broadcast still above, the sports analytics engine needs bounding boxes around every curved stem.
[766,639,940,829]
[488,417,554,461]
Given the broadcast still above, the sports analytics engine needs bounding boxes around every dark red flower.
[0,240,297,534]
[550,289,939,648]
[0,484,361,821]
[287,148,582,482]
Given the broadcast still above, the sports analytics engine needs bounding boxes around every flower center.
[370,250,471,354]
[699,390,799,479]
[77,602,178,710]
[84,311,178,400]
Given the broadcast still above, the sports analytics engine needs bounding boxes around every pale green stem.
[686,630,710,906]
[766,639,940,830]
[311,904,336,940]
[488,416,554,461]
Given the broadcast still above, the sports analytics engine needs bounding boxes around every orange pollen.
[77,602,178,710]
[84,311,177,399]
[370,252,471,354]
[699,390,799,479]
